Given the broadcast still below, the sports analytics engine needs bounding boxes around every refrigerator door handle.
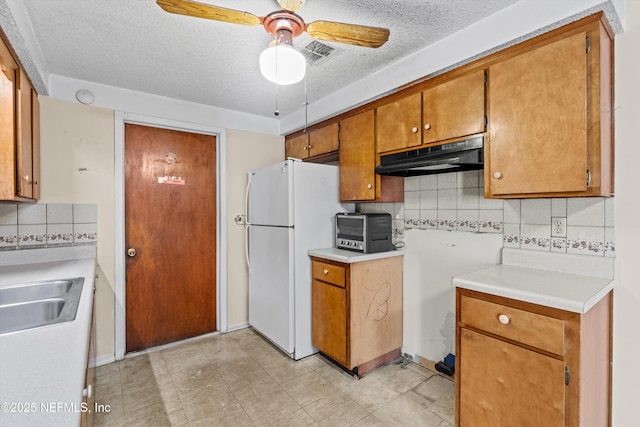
[245,173,252,226]
[245,224,251,273]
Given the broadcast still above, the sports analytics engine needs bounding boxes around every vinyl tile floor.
[94,328,454,426]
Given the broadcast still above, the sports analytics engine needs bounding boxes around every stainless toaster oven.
[335,212,393,253]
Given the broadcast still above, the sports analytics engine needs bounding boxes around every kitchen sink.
[0,277,85,334]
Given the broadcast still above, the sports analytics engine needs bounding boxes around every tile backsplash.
[358,170,614,258]
[0,203,98,250]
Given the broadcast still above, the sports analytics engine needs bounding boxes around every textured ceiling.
[18,0,520,118]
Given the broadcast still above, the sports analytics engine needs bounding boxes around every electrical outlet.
[551,217,566,238]
[234,214,246,226]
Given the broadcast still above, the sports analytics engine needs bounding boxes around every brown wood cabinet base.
[455,288,612,427]
[321,347,401,378]
[311,255,403,377]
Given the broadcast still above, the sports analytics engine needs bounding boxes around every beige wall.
[225,129,284,329]
[38,96,116,359]
[38,96,284,359]
[612,1,640,423]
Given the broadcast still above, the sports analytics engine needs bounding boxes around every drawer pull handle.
[323,269,329,275]
[498,314,510,325]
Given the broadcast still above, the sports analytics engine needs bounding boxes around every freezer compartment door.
[248,225,294,354]
[248,161,293,227]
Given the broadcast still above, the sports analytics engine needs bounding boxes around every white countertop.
[308,247,403,263]
[0,246,96,427]
[452,263,614,314]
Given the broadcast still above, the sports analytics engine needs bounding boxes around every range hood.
[375,135,483,177]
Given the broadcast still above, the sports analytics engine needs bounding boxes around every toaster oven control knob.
[493,171,503,179]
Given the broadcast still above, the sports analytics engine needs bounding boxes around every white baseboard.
[93,354,116,368]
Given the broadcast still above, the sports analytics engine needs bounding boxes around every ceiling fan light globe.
[259,44,306,85]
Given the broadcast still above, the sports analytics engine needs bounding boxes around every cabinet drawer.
[460,296,564,355]
[312,261,346,288]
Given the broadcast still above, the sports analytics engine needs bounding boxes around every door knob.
[127,248,137,257]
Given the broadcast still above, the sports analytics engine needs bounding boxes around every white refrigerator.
[247,159,352,360]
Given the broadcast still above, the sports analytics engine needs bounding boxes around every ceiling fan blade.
[156,0,261,26]
[306,20,390,48]
[276,0,305,12]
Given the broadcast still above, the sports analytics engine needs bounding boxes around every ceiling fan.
[156,0,391,85]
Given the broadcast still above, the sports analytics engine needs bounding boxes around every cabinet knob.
[411,127,419,133]
[424,123,431,130]
[493,171,503,179]
[303,146,307,150]
[23,175,33,184]
[323,269,329,275]
[367,184,373,189]
[498,314,510,325]
[308,145,312,149]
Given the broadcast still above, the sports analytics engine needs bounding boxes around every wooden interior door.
[125,124,216,352]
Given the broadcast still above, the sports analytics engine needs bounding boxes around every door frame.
[114,111,227,360]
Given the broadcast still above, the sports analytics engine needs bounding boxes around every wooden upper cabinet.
[285,122,339,161]
[422,70,486,144]
[0,34,40,201]
[17,69,34,199]
[488,33,587,196]
[486,17,613,198]
[339,110,403,203]
[0,36,19,200]
[31,89,40,200]
[309,122,339,157]
[376,92,421,153]
[285,132,310,159]
[376,70,486,154]
[339,110,377,201]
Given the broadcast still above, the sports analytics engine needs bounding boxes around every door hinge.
[586,36,591,53]
[484,70,487,85]
[565,366,571,385]
[586,169,592,187]
[484,115,488,129]
[337,122,341,149]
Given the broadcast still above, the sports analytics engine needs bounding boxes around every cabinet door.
[0,37,16,200]
[31,90,40,200]
[309,123,339,157]
[285,132,310,159]
[349,257,403,367]
[376,92,421,153]
[312,278,347,366]
[459,328,565,427]
[487,32,587,196]
[339,110,376,201]
[422,70,485,144]
[16,69,33,198]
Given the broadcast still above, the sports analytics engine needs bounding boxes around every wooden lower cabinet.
[456,288,612,427]
[311,255,403,376]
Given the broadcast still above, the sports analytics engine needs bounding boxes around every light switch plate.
[551,217,567,238]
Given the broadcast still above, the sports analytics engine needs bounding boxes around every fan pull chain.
[274,83,279,116]
[274,44,280,116]
[303,68,308,132]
